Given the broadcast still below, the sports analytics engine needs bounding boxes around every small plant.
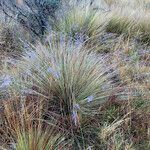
[106,15,137,36]
[55,3,106,48]
[138,18,150,44]
[15,128,67,150]
[0,96,69,150]
[12,35,124,149]
[105,5,150,45]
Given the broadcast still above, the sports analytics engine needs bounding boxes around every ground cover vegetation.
[0,0,150,149]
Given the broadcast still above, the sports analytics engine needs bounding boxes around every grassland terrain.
[0,0,150,149]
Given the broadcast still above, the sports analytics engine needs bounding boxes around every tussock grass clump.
[2,34,148,149]
[137,15,150,44]
[11,35,124,148]
[55,3,106,44]
[0,96,69,150]
[0,0,149,149]
[106,15,137,36]
[98,98,150,149]
[16,129,67,150]
[105,4,150,44]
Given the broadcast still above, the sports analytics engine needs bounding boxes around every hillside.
[0,0,150,149]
